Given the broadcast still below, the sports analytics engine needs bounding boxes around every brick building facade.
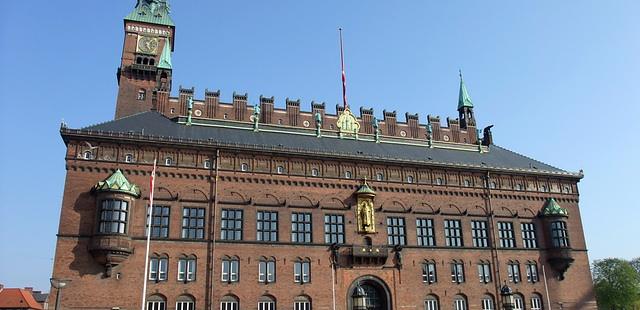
[49,1,596,309]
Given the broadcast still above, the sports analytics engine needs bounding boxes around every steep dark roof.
[75,112,577,177]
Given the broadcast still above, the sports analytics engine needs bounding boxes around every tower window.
[137,89,146,101]
[83,151,93,160]
[149,58,155,66]
[164,157,173,166]
[136,57,143,64]
[143,58,149,65]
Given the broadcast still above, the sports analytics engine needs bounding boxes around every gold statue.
[355,178,376,233]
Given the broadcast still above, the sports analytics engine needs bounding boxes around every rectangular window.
[416,218,435,247]
[182,207,205,239]
[521,222,538,248]
[324,214,345,244]
[257,211,278,242]
[422,261,437,283]
[147,301,165,310]
[258,260,276,283]
[147,205,170,238]
[176,301,194,310]
[498,222,516,248]
[148,257,168,281]
[551,221,570,248]
[258,301,275,310]
[526,263,539,283]
[291,212,312,243]
[221,258,239,283]
[177,258,196,282]
[99,199,129,234]
[294,301,311,310]
[386,217,406,246]
[221,209,243,241]
[471,220,489,248]
[451,261,465,283]
[478,262,492,283]
[220,301,238,310]
[444,219,463,247]
[507,263,521,283]
[294,261,311,283]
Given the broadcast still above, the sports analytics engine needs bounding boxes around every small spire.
[458,70,473,110]
[157,38,172,69]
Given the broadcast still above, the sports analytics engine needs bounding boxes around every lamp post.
[500,283,514,310]
[351,282,368,310]
[50,278,69,310]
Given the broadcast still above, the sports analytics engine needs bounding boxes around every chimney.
[406,112,419,138]
[204,89,220,118]
[260,96,274,124]
[428,115,441,140]
[286,98,301,126]
[447,117,461,143]
[384,110,397,136]
[233,92,248,121]
[178,86,194,116]
[360,107,374,134]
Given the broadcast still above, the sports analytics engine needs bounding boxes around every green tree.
[593,258,640,310]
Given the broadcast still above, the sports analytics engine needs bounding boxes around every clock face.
[137,36,159,55]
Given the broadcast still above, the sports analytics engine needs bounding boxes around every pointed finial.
[459,69,463,80]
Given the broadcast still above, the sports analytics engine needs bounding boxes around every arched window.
[344,171,352,179]
[507,260,521,283]
[563,186,571,193]
[407,175,414,183]
[311,168,319,177]
[137,89,146,100]
[177,255,196,282]
[258,257,276,283]
[220,295,238,310]
[424,294,439,310]
[422,260,437,284]
[143,57,149,65]
[376,172,384,181]
[540,185,547,192]
[240,163,249,172]
[530,293,543,310]
[453,294,467,310]
[435,177,443,185]
[276,165,285,174]
[481,294,495,310]
[164,157,173,166]
[293,258,311,284]
[513,294,524,310]
[176,295,195,310]
[124,153,134,163]
[258,295,276,310]
[203,159,211,169]
[221,255,239,283]
[148,253,168,282]
[294,295,311,310]
[149,58,155,66]
[98,199,129,234]
[516,183,524,191]
[489,181,497,189]
[83,150,93,160]
[147,294,166,310]
[463,179,471,187]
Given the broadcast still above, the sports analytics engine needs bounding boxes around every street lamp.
[500,283,514,310]
[50,278,69,310]
[351,282,368,310]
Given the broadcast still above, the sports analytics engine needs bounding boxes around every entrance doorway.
[347,276,392,310]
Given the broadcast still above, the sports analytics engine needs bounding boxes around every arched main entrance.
[347,276,392,310]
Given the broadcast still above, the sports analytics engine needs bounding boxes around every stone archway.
[346,275,392,310]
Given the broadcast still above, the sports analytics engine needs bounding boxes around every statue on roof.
[136,0,171,14]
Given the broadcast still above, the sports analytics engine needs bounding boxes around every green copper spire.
[93,169,141,197]
[157,38,172,69]
[458,70,473,110]
[125,0,175,27]
[355,179,376,196]
[541,198,568,217]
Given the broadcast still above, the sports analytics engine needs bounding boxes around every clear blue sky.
[1,0,638,291]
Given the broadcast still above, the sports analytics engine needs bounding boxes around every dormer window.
[240,163,249,172]
[344,171,352,179]
[276,166,285,174]
[463,179,471,187]
[311,168,319,177]
[83,151,93,160]
[435,178,443,185]
[203,159,211,169]
[376,173,384,181]
[407,175,414,183]
[124,154,134,163]
[164,157,173,166]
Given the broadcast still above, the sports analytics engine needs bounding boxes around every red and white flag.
[339,28,348,110]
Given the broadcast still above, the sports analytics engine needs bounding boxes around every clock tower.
[115,0,175,119]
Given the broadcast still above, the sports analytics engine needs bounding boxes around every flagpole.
[339,28,348,110]
[141,159,157,310]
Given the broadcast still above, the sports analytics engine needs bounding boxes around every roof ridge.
[81,111,165,130]
[490,144,566,173]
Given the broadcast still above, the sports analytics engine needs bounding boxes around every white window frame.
[422,262,437,283]
[176,300,194,310]
[203,159,211,169]
[531,296,543,310]
[294,261,310,283]
[258,300,275,310]
[259,260,276,283]
[125,154,134,163]
[147,300,165,310]
[513,295,524,310]
[294,300,311,310]
[451,262,464,283]
[220,300,238,310]
[164,157,173,166]
[481,296,494,310]
[221,258,239,283]
[454,297,467,310]
[424,297,438,310]
[148,257,168,281]
[178,258,196,282]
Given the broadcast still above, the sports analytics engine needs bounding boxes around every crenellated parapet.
[154,89,485,146]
